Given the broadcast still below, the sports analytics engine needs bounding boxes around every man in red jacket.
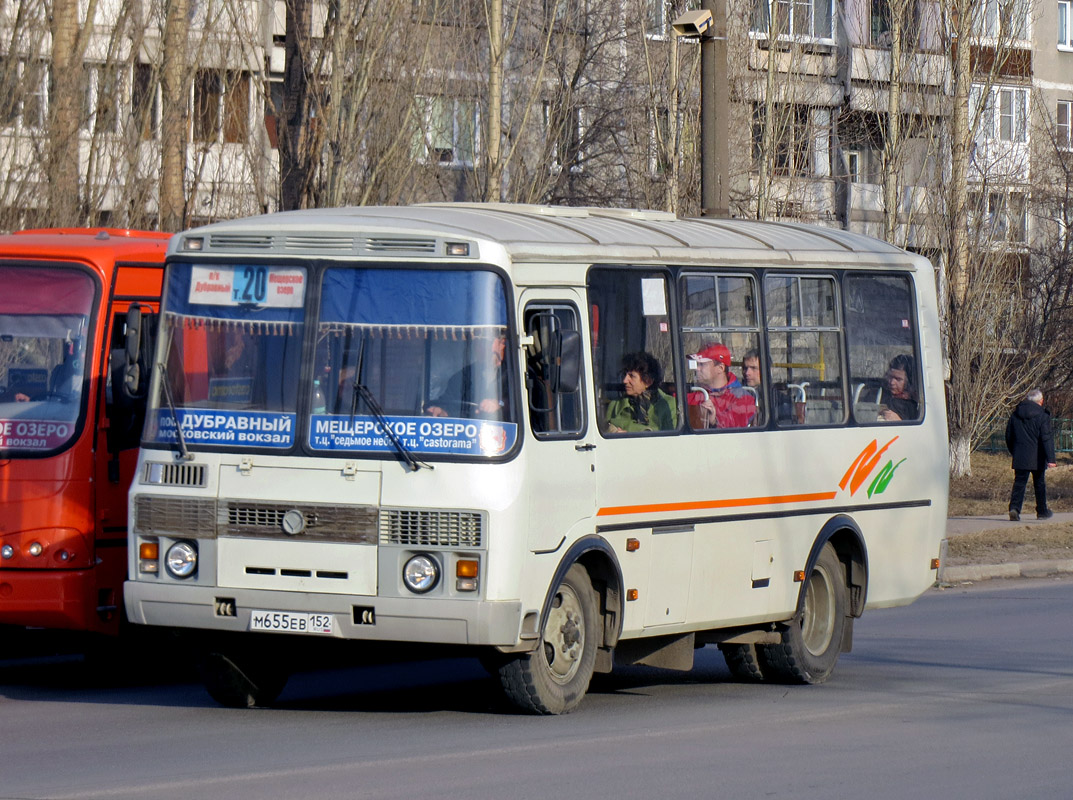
[1005,388,1057,521]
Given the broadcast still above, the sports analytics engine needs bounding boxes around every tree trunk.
[882,4,903,244]
[949,433,973,478]
[484,0,503,201]
[281,0,313,211]
[48,0,82,226]
[160,0,190,231]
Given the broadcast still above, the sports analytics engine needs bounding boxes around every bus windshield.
[0,266,96,454]
[145,263,517,458]
[145,264,307,450]
[308,267,517,459]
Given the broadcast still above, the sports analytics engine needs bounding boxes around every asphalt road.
[2,577,1072,800]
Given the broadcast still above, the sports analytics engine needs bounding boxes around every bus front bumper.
[0,568,120,633]
[124,581,524,647]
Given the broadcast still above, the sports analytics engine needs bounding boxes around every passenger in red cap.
[686,343,756,429]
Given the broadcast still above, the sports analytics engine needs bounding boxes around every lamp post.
[672,0,730,218]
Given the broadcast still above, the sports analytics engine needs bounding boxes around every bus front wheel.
[196,649,289,708]
[758,543,846,684]
[497,564,598,715]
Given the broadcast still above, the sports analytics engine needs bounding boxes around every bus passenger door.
[521,294,595,553]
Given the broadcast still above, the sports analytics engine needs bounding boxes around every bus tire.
[196,650,289,708]
[758,543,846,684]
[718,643,766,682]
[497,564,598,715]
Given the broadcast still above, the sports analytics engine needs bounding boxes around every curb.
[940,558,1073,583]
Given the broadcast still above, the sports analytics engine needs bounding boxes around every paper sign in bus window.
[189,266,306,308]
[641,278,667,316]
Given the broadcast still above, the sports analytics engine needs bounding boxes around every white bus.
[125,204,949,713]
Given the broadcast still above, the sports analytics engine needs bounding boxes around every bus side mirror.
[554,330,581,395]
[123,304,149,398]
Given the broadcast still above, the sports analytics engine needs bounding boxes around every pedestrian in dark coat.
[1005,388,1057,521]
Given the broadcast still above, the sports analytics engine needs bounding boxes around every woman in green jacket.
[606,351,677,433]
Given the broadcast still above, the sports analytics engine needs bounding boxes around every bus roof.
[170,204,924,269]
[0,228,170,264]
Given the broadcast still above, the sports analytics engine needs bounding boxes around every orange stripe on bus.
[596,491,839,517]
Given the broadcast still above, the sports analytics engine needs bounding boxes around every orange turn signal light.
[793,570,806,582]
[626,589,639,601]
[456,559,479,578]
[930,558,941,570]
[626,538,640,552]
[139,542,159,560]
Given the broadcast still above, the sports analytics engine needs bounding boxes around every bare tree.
[160,0,190,230]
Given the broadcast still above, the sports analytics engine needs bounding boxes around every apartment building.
[0,0,1068,247]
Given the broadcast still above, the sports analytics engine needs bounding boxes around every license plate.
[249,610,334,635]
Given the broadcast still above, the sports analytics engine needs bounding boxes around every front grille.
[144,461,207,487]
[134,495,217,538]
[220,501,378,544]
[379,509,483,548]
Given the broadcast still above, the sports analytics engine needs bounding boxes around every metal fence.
[980,418,1073,454]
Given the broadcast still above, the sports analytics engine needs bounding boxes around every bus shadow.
[0,638,742,714]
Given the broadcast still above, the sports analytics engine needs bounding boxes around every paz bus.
[0,228,167,635]
[124,205,948,712]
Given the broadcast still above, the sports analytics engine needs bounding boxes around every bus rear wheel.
[758,543,846,684]
[497,564,598,715]
[718,643,766,681]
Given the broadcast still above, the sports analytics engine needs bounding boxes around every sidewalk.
[941,512,1073,583]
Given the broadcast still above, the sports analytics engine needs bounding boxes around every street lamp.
[672,0,729,218]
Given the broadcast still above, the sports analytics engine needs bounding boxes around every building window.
[1059,100,1072,150]
[753,104,815,177]
[970,190,1029,244]
[752,0,833,41]
[544,0,585,31]
[0,59,47,129]
[972,85,1028,144]
[648,107,672,175]
[646,0,668,37]
[81,63,121,134]
[542,101,584,174]
[1059,0,1071,47]
[870,0,919,47]
[413,96,479,166]
[975,0,1030,40]
[845,150,861,182]
[132,63,159,141]
[193,70,249,144]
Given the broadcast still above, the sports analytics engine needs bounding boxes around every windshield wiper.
[345,339,430,472]
[157,361,193,462]
[351,381,431,472]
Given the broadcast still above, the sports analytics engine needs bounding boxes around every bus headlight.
[1,545,13,560]
[402,554,439,594]
[165,541,198,579]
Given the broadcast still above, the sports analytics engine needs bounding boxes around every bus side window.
[678,272,764,430]
[588,268,678,435]
[765,274,846,427]
[845,274,922,424]
[523,304,585,437]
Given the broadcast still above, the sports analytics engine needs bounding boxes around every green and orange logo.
[840,436,905,499]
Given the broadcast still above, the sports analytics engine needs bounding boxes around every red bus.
[0,228,167,635]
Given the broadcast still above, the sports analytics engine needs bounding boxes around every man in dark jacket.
[1005,388,1057,521]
